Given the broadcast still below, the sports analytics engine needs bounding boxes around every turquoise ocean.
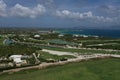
[56,29,120,38]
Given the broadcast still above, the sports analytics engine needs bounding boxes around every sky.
[0,0,120,29]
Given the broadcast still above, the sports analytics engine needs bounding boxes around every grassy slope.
[0,58,120,80]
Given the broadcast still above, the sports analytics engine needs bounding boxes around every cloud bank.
[11,4,46,18]
[0,0,120,28]
[0,0,7,17]
[55,10,113,23]
[0,0,46,18]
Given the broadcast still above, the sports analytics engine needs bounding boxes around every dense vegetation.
[85,44,120,50]
[0,58,120,80]
[0,44,41,57]
[0,37,4,45]
[82,39,120,50]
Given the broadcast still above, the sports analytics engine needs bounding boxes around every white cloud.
[55,10,114,23]
[37,0,55,8]
[55,10,93,19]
[97,5,120,18]
[0,0,7,17]
[11,4,46,18]
[0,0,46,18]
[99,5,119,14]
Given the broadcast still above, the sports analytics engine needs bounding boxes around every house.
[9,55,22,64]
[73,34,79,37]
[9,55,28,66]
[4,39,14,45]
[34,34,40,38]
[58,34,64,37]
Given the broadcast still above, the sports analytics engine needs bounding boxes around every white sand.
[42,49,76,56]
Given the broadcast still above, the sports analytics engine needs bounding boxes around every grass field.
[0,58,120,80]
[37,45,120,54]
[38,51,75,62]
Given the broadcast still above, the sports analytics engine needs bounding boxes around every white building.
[73,34,79,37]
[81,35,88,38]
[9,55,22,63]
[34,34,40,38]
[58,34,64,37]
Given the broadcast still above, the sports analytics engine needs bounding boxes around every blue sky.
[0,0,120,29]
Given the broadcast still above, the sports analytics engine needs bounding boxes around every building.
[58,34,64,37]
[34,34,40,38]
[9,55,28,66]
[4,39,14,45]
[9,55,22,64]
[73,34,79,37]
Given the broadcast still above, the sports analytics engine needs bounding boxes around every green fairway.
[38,45,120,54]
[0,58,120,80]
[38,51,75,61]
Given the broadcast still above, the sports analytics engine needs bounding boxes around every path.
[1,53,120,75]
[42,49,76,56]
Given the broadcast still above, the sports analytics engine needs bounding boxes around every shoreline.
[55,29,120,38]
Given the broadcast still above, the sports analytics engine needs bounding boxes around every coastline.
[56,29,120,38]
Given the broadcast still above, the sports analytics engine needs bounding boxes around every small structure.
[34,34,40,38]
[9,55,28,66]
[9,55,22,64]
[73,34,79,37]
[58,34,64,37]
[4,39,14,45]
[38,31,51,34]
[82,35,88,38]
[79,43,83,47]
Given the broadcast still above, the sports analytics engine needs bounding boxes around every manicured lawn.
[1,58,120,80]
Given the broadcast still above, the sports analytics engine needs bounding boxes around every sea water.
[57,29,120,38]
